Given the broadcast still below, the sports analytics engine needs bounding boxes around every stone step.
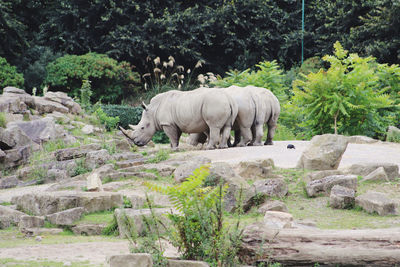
[115,158,145,169]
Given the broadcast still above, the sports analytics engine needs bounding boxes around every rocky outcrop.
[0,205,26,225]
[237,159,274,179]
[107,254,153,267]
[72,223,107,235]
[330,185,355,209]
[245,179,288,211]
[44,91,82,114]
[355,191,397,216]
[0,175,19,189]
[257,200,288,213]
[173,156,212,183]
[306,175,357,197]
[362,167,389,182]
[46,207,86,226]
[19,215,44,229]
[263,211,293,229]
[297,134,348,170]
[85,149,111,169]
[344,163,399,181]
[55,143,102,161]
[12,192,123,216]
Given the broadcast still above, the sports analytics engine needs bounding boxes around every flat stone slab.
[12,192,123,216]
[355,191,397,216]
[306,175,357,197]
[46,207,86,226]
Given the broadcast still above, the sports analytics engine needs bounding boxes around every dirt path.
[0,241,130,266]
[185,140,400,169]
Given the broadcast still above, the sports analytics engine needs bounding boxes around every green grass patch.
[0,258,95,267]
[0,112,6,128]
[146,149,170,163]
[0,202,12,206]
[76,210,114,225]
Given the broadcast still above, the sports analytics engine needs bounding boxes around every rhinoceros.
[120,88,238,149]
[188,86,280,146]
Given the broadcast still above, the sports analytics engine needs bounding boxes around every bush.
[101,104,170,144]
[80,80,92,111]
[45,53,141,103]
[0,57,24,91]
[95,107,120,131]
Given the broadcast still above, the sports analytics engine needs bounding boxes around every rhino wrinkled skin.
[189,86,280,147]
[121,87,238,149]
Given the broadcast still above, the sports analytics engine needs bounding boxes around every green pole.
[301,0,305,65]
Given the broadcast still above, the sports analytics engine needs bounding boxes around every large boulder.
[346,135,379,144]
[258,200,288,214]
[0,205,26,224]
[0,175,19,189]
[361,167,389,182]
[0,145,32,169]
[237,159,274,179]
[55,143,102,161]
[0,87,34,113]
[7,117,64,144]
[19,215,44,229]
[303,170,343,183]
[173,157,212,183]
[306,174,357,197]
[344,163,399,181]
[46,207,85,226]
[86,171,104,192]
[107,254,153,267]
[330,185,355,209]
[245,179,288,211]
[297,134,349,170]
[263,211,293,229]
[0,125,36,149]
[33,96,69,114]
[44,91,82,114]
[168,260,210,267]
[114,208,172,238]
[72,223,107,236]
[355,191,397,216]
[85,149,111,169]
[12,192,123,216]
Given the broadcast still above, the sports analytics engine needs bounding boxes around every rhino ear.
[141,101,148,110]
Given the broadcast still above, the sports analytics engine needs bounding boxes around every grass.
[76,210,114,225]
[146,149,170,163]
[0,258,95,267]
[0,112,6,128]
[0,227,121,249]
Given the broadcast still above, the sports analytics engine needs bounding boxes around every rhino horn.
[119,126,134,141]
[128,124,137,131]
[141,101,148,110]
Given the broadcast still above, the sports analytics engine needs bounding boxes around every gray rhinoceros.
[188,86,280,146]
[120,88,238,149]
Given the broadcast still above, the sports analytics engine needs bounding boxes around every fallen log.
[239,222,400,266]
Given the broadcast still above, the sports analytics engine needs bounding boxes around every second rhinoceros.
[120,87,238,149]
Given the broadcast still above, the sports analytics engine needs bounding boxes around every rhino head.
[121,102,157,146]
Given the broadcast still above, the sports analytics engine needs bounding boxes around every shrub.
[45,53,141,103]
[293,41,396,138]
[387,127,400,143]
[80,80,92,111]
[147,166,243,265]
[95,107,120,131]
[0,112,6,128]
[0,57,24,92]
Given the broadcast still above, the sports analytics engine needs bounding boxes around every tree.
[0,57,24,91]
[293,41,396,138]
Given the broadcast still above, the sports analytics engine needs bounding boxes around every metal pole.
[301,0,305,65]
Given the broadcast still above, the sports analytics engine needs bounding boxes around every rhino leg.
[251,122,264,146]
[162,125,181,149]
[265,120,277,145]
[206,127,220,150]
[237,127,252,147]
[219,126,232,149]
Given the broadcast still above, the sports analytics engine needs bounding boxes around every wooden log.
[239,222,400,266]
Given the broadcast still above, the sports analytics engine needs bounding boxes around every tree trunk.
[239,222,400,266]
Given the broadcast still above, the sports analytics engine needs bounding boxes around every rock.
[114,208,173,238]
[0,175,19,189]
[94,164,117,180]
[257,200,288,213]
[110,139,133,152]
[330,185,355,209]
[7,117,63,144]
[297,134,349,170]
[86,171,104,192]
[0,205,26,224]
[347,135,379,144]
[107,254,153,267]
[168,259,210,267]
[237,159,275,179]
[35,236,42,242]
[81,125,94,135]
[72,223,107,235]
[355,191,397,216]
[173,157,212,183]
[47,169,69,181]
[263,211,293,229]
[112,152,143,162]
[17,160,77,180]
[0,145,32,169]
[306,175,357,197]
[123,191,172,209]
[46,207,86,226]
[120,163,175,177]
[46,111,71,124]
[44,91,82,114]
[19,215,45,229]
[303,170,343,183]
[0,216,12,229]
[85,149,111,169]
[245,179,288,210]
[114,158,145,169]
[3,86,27,94]
[33,96,69,114]
[362,167,389,182]
[0,148,5,159]
[0,125,36,149]
[12,192,123,216]
[55,143,102,161]
[344,163,399,181]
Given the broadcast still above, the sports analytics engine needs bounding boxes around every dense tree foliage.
[0,57,24,90]
[1,0,398,84]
